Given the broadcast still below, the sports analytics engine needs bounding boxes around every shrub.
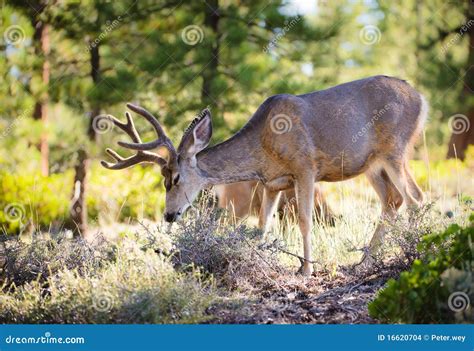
[368,213,474,323]
[0,233,112,289]
[0,164,165,234]
[0,171,71,234]
[0,235,214,324]
[171,203,286,291]
[371,203,455,273]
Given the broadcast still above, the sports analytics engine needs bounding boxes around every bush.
[171,203,286,291]
[0,233,112,289]
[368,213,474,323]
[0,171,71,234]
[0,164,165,234]
[370,203,455,273]
[0,235,214,323]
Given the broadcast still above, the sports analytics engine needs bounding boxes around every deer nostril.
[164,212,176,223]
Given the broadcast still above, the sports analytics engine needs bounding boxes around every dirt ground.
[208,265,397,324]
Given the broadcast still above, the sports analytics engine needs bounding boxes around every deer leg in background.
[215,182,256,222]
[313,183,336,226]
[362,168,403,264]
[258,175,294,232]
[295,174,315,276]
[258,188,282,234]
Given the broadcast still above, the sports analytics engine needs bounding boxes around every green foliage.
[0,165,164,234]
[1,0,470,233]
[369,214,474,323]
[86,163,165,224]
[0,171,71,234]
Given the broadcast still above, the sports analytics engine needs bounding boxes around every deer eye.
[173,174,180,185]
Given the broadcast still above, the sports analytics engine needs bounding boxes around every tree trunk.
[447,1,474,160]
[32,20,50,176]
[88,44,101,141]
[201,0,220,122]
[70,148,88,235]
[70,43,100,237]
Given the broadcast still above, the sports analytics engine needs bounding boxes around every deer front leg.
[258,188,282,234]
[295,175,315,276]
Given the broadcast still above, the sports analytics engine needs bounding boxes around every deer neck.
[196,132,262,185]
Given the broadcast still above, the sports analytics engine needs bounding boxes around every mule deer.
[214,181,336,226]
[102,75,427,276]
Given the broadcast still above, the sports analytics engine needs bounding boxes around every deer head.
[101,104,213,222]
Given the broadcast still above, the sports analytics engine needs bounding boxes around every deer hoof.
[297,262,313,277]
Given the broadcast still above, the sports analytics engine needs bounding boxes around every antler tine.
[105,148,124,162]
[101,107,169,170]
[119,104,177,162]
[106,113,141,144]
[101,149,166,170]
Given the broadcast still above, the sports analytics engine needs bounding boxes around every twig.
[272,240,318,265]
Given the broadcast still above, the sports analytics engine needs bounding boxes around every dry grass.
[0,159,472,324]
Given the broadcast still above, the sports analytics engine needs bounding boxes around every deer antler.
[119,104,177,158]
[101,104,177,170]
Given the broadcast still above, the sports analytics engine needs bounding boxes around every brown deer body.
[102,75,427,276]
[214,181,336,226]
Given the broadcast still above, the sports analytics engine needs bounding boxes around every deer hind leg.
[365,168,403,258]
[295,175,315,276]
[404,162,424,203]
[258,188,282,234]
[382,158,421,209]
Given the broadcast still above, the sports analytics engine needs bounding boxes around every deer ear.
[193,109,212,148]
[179,109,213,160]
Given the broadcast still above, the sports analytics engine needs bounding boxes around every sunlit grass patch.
[266,157,473,272]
